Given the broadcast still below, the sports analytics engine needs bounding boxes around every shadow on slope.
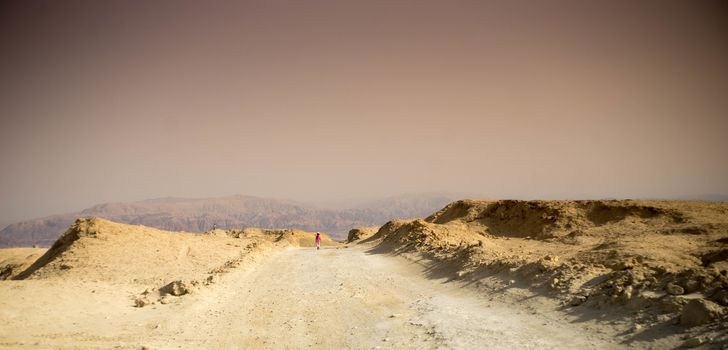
[357,199,728,347]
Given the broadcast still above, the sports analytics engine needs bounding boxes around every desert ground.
[1,200,727,349]
[0,244,616,349]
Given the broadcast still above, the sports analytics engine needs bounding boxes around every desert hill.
[2,201,728,348]
[1,217,336,311]
[0,215,619,349]
[10,217,335,282]
[353,199,728,333]
[0,193,460,247]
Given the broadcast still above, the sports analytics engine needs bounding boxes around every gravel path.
[146,246,617,349]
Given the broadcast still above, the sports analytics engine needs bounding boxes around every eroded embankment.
[354,199,728,345]
[9,217,337,307]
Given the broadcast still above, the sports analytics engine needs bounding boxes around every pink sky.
[1,0,727,221]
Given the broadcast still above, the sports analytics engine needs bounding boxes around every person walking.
[315,232,322,250]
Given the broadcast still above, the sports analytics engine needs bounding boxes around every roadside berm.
[6,217,337,307]
[353,199,728,346]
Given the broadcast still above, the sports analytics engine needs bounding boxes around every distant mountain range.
[0,193,464,247]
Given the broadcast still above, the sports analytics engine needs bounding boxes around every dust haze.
[1,0,727,222]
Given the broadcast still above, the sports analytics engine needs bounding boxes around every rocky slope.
[5,217,335,296]
[0,193,459,247]
[353,199,728,345]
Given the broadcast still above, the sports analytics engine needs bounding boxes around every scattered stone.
[684,279,701,293]
[544,255,559,263]
[611,257,640,271]
[680,299,725,327]
[0,265,16,280]
[163,280,197,296]
[625,286,634,299]
[711,289,728,306]
[569,295,588,306]
[159,296,172,304]
[658,296,688,314]
[655,314,672,323]
[682,336,706,348]
[134,297,151,308]
[666,283,685,295]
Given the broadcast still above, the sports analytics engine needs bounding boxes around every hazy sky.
[1,0,727,221]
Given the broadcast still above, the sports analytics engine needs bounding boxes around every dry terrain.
[1,199,727,349]
[354,199,728,348]
[0,193,459,246]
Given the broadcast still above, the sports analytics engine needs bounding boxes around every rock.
[624,286,634,299]
[655,314,672,323]
[0,265,17,280]
[134,297,151,308]
[666,283,684,295]
[159,296,172,304]
[544,255,559,263]
[680,299,725,327]
[684,279,701,293]
[682,336,706,348]
[163,280,197,296]
[612,258,638,271]
[658,296,688,314]
[711,289,728,306]
[569,295,588,306]
[206,275,219,285]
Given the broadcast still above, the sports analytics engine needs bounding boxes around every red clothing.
[315,235,321,243]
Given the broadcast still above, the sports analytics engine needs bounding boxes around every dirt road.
[147,246,616,349]
[1,245,620,349]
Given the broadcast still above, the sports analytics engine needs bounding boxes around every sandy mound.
[357,200,728,333]
[347,227,379,243]
[14,218,338,284]
[0,247,46,280]
[13,217,273,285]
[208,227,338,247]
[7,217,342,309]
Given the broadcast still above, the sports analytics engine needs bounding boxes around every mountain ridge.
[0,193,462,247]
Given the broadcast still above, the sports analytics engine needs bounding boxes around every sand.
[1,244,620,349]
[354,199,728,347]
[1,199,727,349]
